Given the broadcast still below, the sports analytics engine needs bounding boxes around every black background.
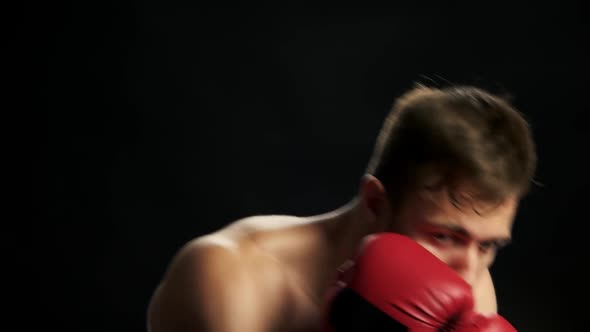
[20,1,587,331]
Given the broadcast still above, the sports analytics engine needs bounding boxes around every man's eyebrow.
[427,222,512,244]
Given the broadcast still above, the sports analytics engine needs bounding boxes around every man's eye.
[478,241,498,252]
[431,233,453,243]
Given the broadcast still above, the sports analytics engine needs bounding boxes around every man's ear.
[358,174,390,222]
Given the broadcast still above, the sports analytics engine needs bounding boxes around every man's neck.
[312,198,379,272]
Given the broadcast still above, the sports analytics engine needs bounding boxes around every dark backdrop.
[21,1,587,331]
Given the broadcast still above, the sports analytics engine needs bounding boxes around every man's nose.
[447,243,480,285]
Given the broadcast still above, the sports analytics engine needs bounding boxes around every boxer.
[147,85,536,331]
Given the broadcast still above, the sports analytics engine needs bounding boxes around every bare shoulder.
[147,234,291,332]
[223,214,309,234]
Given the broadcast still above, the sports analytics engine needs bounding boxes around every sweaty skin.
[147,177,516,332]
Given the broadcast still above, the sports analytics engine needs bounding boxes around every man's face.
[390,185,518,286]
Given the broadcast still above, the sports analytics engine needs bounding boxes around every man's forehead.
[411,190,518,233]
[417,173,518,210]
[439,206,515,237]
[423,218,513,240]
[417,183,519,215]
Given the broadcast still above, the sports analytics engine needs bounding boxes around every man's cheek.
[485,252,497,268]
[472,269,498,315]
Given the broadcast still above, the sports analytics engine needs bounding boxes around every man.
[146,84,537,331]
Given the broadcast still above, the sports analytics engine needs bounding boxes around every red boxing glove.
[456,312,517,332]
[322,233,517,331]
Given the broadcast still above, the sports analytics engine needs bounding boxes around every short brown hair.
[366,85,537,210]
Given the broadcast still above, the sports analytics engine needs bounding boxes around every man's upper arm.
[147,239,286,332]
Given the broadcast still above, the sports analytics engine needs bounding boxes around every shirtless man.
[146,84,536,331]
